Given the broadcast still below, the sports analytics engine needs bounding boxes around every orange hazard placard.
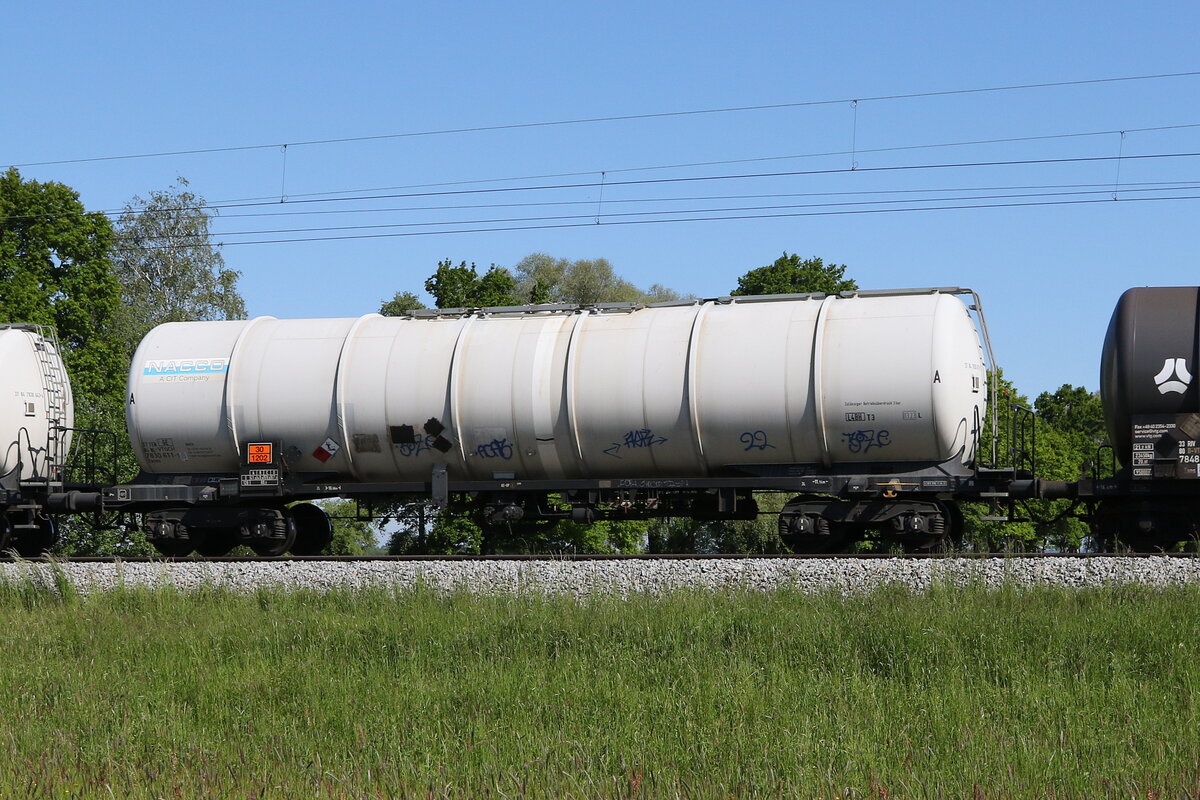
[247,443,273,464]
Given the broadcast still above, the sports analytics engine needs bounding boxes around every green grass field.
[0,580,1196,799]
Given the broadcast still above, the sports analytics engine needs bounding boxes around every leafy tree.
[731,252,857,296]
[316,499,379,554]
[1035,385,1107,460]
[958,374,1106,552]
[1033,385,1109,549]
[513,253,684,305]
[383,502,439,553]
[424,259,519,308]
[527,278,553,304]
[555,258,642,304]
[646,495,788,554]
[379,291,426,316]
[536,518,644,554]
[0,170,151,555]
[110,178,245,358]
[0,168,123,404]
[386,500,646,555]
[513,253,568,297]
[643,283,683,303]
[387,506,482,554]
[958,372,1039,550]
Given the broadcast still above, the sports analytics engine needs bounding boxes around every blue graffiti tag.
[740,430,776,451]
[842,429,891,454]
[476,438,514,460]
[397,435,436,457]
[604,428,668,458]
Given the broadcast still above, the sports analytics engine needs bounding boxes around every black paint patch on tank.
[390,425,416,444]
[432,436,453,453]
[1100,287,1200,463]
[424,418,446,437]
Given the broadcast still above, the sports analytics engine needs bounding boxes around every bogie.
[778,496,959,554]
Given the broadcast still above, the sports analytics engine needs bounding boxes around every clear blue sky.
[4,0,1198,399]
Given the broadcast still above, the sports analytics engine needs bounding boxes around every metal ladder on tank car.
[30,325,69,486]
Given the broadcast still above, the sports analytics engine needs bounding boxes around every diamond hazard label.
[312,438,340,463]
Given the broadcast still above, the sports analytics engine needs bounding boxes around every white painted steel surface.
[126,293,987,480]
[0,326,74,481]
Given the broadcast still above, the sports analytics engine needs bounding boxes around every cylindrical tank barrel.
[0,325,74,481]
[125,293,988,481]
[1101,287,1200,463]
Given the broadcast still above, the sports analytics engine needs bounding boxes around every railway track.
[9,552,1200,596]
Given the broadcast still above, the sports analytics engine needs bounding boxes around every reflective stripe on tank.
[811,295,838,469]
[447,315,478,473]
[684,301,711,472]
[333,314,381,481]
[529,318,567,480]
[223,316,276,459]
[563,310,590,473]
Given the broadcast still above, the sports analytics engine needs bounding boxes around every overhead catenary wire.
[110,192,1200,251]
[133,184,1200,242]
[183,179,1200,221]
[5,69,1199,170]
[13,148,1200,250]
[175,121,1200,208]
[144,150,1200,213]
[9,177,1200,226]
[107,121,1200,211]
[25,149,1200,241]
[5,121,1200,226]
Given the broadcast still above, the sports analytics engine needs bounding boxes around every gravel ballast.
[3,556,1200,596]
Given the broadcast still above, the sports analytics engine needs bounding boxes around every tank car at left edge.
[101,287,1019,557]
[0,324,74,554]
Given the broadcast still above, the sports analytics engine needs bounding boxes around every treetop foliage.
[417,259,519,309]
[731,252,857,296]
[382,254,688,314]
[0,168,123,404]
[1035,384,1107,443]
[110,177,246,358]
[513,253,684,305]
[379,290,426,317]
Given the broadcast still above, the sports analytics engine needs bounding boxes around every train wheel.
[782,518,854,554]
[0,516,12,553]
[250,517,297,557]
[13,517,57,557]
[194,528,239,558]
[288,503,333,556]
[902,502,962,553]
[152,538,194,558]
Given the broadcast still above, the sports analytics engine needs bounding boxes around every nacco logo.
[143,358,229,376]
[1153,357,1193,395]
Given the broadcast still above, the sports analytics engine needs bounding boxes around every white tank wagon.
[128,292,986,477]
[0,324,73,553]
[121,288,997,556]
